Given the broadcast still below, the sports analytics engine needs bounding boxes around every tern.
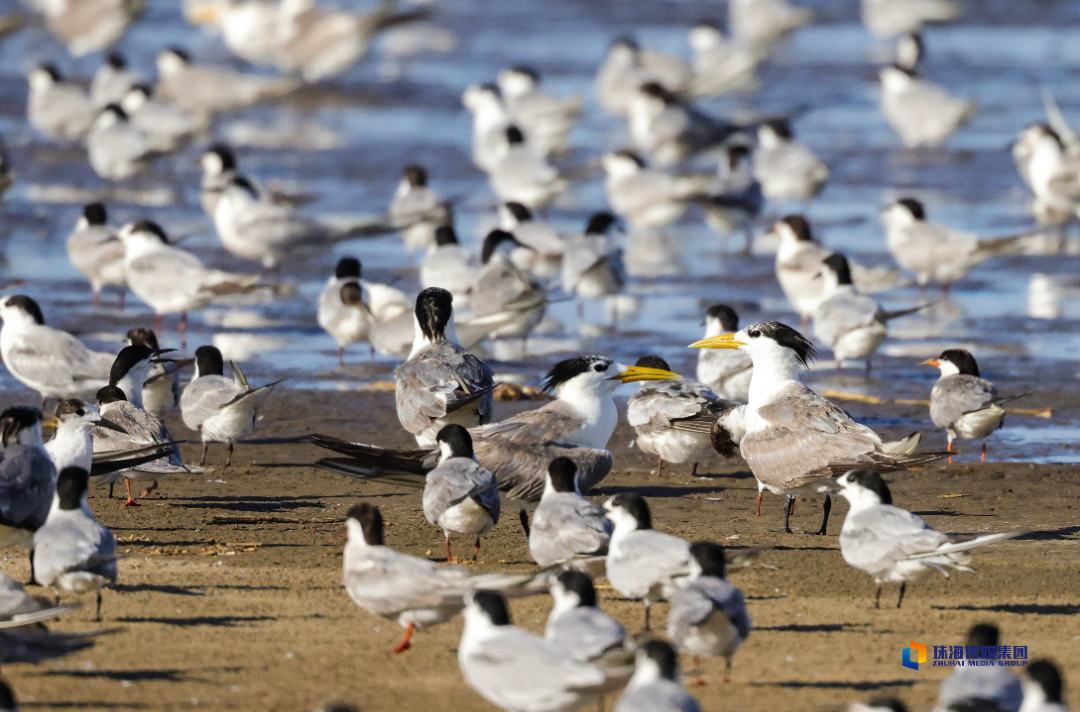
[1012,124,1080,226]
[471,229,547,342]
[702,144,763,254]
[728,0,813,47]
[118,219,262,344]
[463,83,515,173]
[43,399,126,474]
[86,104,162,180]
[26,65,95,142]
[895,32,923,72]
[602,151,710,229]
[488,126,568,210]
[546,570,634,682]
[181,345,282,467]
[752,119,828,201]
[667,541,751,683]
[125,329,182,418]
[883,198,1035,291]
[813,253,928,373]
[0,571,79,627]
[395,287,495,447]
[561,213,626,317]
[528,457,612,570]
[922,349,1034,463]
[0,406,55,549]
[627,356,728,477]
[32,467,117,621]
[614,640,702,712]
[829,470,1023,608]
[186,0,280,67]
[595,37,692,119]
[458,589,621,712]
[91,53,141,108]
[419,225,478,304]
[317,257,374,367]
[388,164,451,255]
[313,355,679,501]
[627,82,745,167]
[341,503,539,654]
[497,66,581,156]
[501,202,566,280]
[690,321,943,534]
[696,305,753,401]
[65,203,126,312]
[1020,660,1067,712]
[688,21,766,97]
[38,0,143,57]
[862,0,963,38]
[0,295,113,405]
[156,47,299,116]
[879,65,976,148]
[934,624,1023,712]
[120,83,208,153]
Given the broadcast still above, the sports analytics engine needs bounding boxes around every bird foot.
[392,639,411,654]
[691,676,706,687]
[122,497,140,507]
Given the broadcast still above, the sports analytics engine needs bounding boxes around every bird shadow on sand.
[32,669,193,683]
[167,496,324,512]
[756,623,870,633]
[749,679,916,691]
[21,702,149,709]
[932,603,1080,615]
[115,615,274,627]
[1016,526,1080,541]
[592,484,725,498]
[112,583,205,596]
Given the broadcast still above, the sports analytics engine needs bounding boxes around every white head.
[757,119,793,149]
[27,64,61,93]
[93,104,128,131]
[1020,660,1065,712]
[628,640,679,689]
[601,150,646,180]
[0,295,46,330]
[549,569,598,620]
[541,355,677,406]
[832,470,892,512]
[703,304,740,338]
[602,492,651,534]
[689,22,725,53]
[879,65,915,92]
[120,84,152,113]
[496,66,538,100]
[770,214,815,248]
[156,47,191,76]
[201,145,237,179]
[896,33,923,71]
[605,37,641,68]
[463,590,511,634]
[883,198,925,229]
[117,219,171,256]
[434,425,474,464]
[343,503,384,550]
[691,320,816,385]
[461,84,505,120]
[920,349,979,379]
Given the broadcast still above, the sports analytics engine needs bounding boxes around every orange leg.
[393,622,414,654]
[947,440,953,465]
[140,480,159,498]
[756,491,762,517]
[656,458,664,478]
[445,535,453,564]
[981,442,986,463]
[122,479,139,507]
[473,536,480,562]
[788,498,795,516]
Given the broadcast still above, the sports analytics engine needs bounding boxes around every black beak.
[150,348,178,363]
[94,419,128,434]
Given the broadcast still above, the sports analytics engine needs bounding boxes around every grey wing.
[232,201,325,251]
[627,380,721,432]
[180,376,239,430]
[814,292,880,345]
[531,494,612,564]
[5,328,111,391]
[395,343,496,432]
[0,447,55,531]
[471,261,538,316]
[422,459,500,524]
[611,531,691,591]
[694,577,751,638]
[549,607,626,662]
[939,668,1023,712]
[615,683,702,712]
[840,507,947,573]
[474,400,586,445]
[344,550,471,618]
[474,439,612,502]
[930,375,996,427]
[461,629,607,701]
[92,404,183,476]
[741,386,882,489]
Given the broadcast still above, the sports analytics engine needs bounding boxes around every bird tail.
[366,1,430,35]
[993,389,1041,407]
[878,302,936,322]
[310,434,432,483]
[0,602,81,629]
[1043,87,1080,150]
[974,229,1052,261]
[880,432,921,456]
[905,530,1025,561]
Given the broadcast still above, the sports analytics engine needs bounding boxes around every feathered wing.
[0,446,55,532]
[93,402,188,477]
[422,459,500,525]
[395,342,496,434]
[33,515,117,586]
[627,380,724,433]
[4,326,112,394]
[930,374,998,429]
[180,376,241,430]
[530,493,612,566]
[608,530,691,598]
[840,506,951,576]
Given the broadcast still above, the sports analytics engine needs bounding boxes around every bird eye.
[748,329,760,338]
[593,363,608,372]
[75,409,84,416]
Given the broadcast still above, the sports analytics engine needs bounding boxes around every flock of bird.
[0,0,1073,710]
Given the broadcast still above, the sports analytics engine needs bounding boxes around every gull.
[701,144,763,254]
[497,66,581,156]
[458,589,621,712]
[688,21,766,97]
[65,203,126,312]
[627,82,744,167]
[212,176,392,269]
[697,305,753,401]
[501,202,566,281]
[830,470,1023,608]
[38,0,144,57]
[0,296,113,405]
[118,219,262,343]
[596,37,692,119]
[470,229,547,341]
[0,406,55,549]
[317,257,374,367]
[883,198,1035,290]
[125,329,182,418]
[546,570,634,683]
[155,47,299,116]
[614,640,702,712]
[935,624,1023,712]
[395,287,495,447]
[181,345,281,467]
[667,541,751,683]
[419,225,478,305]
[813,253,927,373]
[313,356,679,501]
[528,457,612,571]
[26,65,95,142]
[1020,660,1068,712]
[388,164,451,255]
[32,467,117,621]
[422,425,500,562]
[561,212,626,318]
[342,502,539,654]
[487,126,568,210]
[879,65,976,148]
[728,0,813,47]
[120,83,208,153]
[627,355,728,477]
[91,53,142,108]
[602,151,710,229]
[752,119,828,201]
[86,104,162,180]
[922,349,1034,463]
[604,492,692,628]
[0,571,78,627]
[690,321,943,534]
[862,0,963,38]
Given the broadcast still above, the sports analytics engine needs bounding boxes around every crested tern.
[501,202,566,280]
[463,83,515,173]
[0,406,55,548]
[65,203,126,312]
[528,457,612,570]
[627,82,743,167]
[1012,124,1080,226]
[879,65,976,148]
[862,0,963,38]
[546,569,634,683]
[0,296,113,404]
[497,66,581,156]
[487,126,568,210]
[696,305,754,401]
[26,65,96,142]
[419,225,478,304]
[728,0,813,47]
[388,164,452,254]
[1020,660,1067,712]
[125,329,182,418]
[395,287,495,447]
[614,639,702,712]
[934,624,1023,712]
[471,229,547,341]
[44,399,125,473]
[39,0,143,57]
[180,345,281,467]
[32,467,117,621]
[602,150,710,229]
[667,541,751,683]
[627,355,728,477]
[120,83,208,153]
[342,502,538,653]
[91,52,141,108]
[896,32,923,72]
[458,589,621,712]
[829,470,1023,608]
[156,47,299,116]
[317,257,374,367]
[752,119,828,201]
[596,36,692,119]
[86,104,162,180]
[423,425,500,562]
[561,212,626,315]
[690,321,942,533]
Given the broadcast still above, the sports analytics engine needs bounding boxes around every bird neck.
[114,372,145,410]
[746,349,802,407]
[407,315,460,360]
[843,489,882,517]
[555,382,617,448]
[627,658,664,690]
[548,591,582,622]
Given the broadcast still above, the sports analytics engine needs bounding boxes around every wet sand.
[2,388,1078,712]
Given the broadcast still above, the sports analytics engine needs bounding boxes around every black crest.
[194,345,225,378]
[556,570,597,608]
[938,349,979,377]
[846,470,892,505]
[743,321,817,367]
[471,590,511,626]
[505,125,525,145]
[764,118,793,139]
[346,503,384,546]
[865,698,908,712]
[436,424,474,459]
[110,345,153,385]
[507,65,540,82]
[335,257,361,280]
[83,203,107,225]
[585,212,617,235]
[823,253,853,286]
[541,355,612,393]
[56,467,89,511]
[165,46,191,62]
[415,287,453,342]
[780,214,814,242]
[504,202,532,222]
[126,328,159,350]
[403,164,427,187]
[547,457,577,493]
[205,143,237,170]
[130,220,168,243]
[689,541,727,578]
[481,230,517,264]
[608,492,651,530]
[96,385,128,404]
[706,304,739,332]
[896,198,925,220]
[1026,660,1063,703]
[965,623,1000,649]
[105,52,126,69]
[0,406,41,446]
[613,149,645,168]
[635,355,671,371]
[641,640,678,680]
[4,296,44,325]
[434,225,458,246]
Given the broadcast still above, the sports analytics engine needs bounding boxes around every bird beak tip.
[920,358,940,367]
[611,366,681,383]
[688,334,746,350]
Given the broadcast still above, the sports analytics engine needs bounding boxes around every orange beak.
[920,358,940,367]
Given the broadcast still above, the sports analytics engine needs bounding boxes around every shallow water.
[0,0,1077,462]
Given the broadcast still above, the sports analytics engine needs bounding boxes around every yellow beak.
[187,2,221,24]
[609,365,680,383]
[688,333,747,350]
[919,358,940,367]
[42,416,58,429]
